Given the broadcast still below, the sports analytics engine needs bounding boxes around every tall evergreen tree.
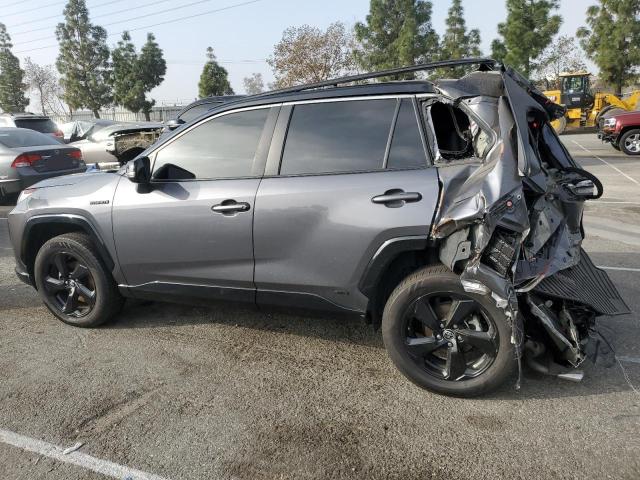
[438,0,482,77]
[198,47,234,98]
[354,0,439,72]
[111,32,166,120]
[577,0,640,95]
[138,33,166,120]
[491,0,562,78]
[55,0,111,118]
[0,23,29,112]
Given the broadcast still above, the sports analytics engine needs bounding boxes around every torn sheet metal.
[427,66,629,380]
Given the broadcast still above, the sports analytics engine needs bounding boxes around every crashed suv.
[7,59,629,397]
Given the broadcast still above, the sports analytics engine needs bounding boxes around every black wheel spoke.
[406,337,446,357]
[444,347,467,380]
[45,276,66,292]
[444,299,476,328]
[70,264,90,280]
[76,283,96,306]
[457,329,496,355]
[62,286,78,313]
[413,299,440,331]
[54,254,68,278]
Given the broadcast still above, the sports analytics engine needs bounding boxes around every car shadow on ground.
[106,299,639,401]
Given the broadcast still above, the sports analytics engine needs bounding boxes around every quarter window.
[153,108,269,180]
[387,99,427,169]
[280,99,397,175]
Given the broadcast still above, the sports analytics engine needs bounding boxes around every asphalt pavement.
[0,133,639,480]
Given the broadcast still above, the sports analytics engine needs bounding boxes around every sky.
[2,0,599,110]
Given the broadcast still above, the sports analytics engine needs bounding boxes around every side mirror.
[125,156,151,184]
[165,118,185,131]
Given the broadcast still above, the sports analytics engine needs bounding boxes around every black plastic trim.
[358,235,429,297]
[21,214,115,272]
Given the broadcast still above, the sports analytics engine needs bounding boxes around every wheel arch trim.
[358,235,430,298]
[21,213,116,272]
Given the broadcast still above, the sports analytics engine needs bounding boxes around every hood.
[30,170,117,190]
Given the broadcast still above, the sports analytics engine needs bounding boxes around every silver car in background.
[0,128,85,202]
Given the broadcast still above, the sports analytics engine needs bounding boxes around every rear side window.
[153,107,269,180]
[387,99,427,169]
[0,129,59,148]
[280,99,396,175]
[179,103,218,123]
[14,118,58,133]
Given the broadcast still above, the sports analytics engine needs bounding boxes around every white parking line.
[0,428,170,480]
[572,140,640,185]
[598,266,640,272]
[617,355,640,365]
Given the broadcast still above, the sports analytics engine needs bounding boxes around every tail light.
[68,149,83,160]
[11,153,42,168]
[54,130,64,138]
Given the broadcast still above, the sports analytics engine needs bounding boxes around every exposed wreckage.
[429,64,629,385]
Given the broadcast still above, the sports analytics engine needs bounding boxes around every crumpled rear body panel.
[427,67,629,378]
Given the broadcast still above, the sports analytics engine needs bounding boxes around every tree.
[268,22,355,88]
[354,0,439,72]
[243,73,264,94]
[24,58,63,115]
[491,0,562,78]
[137,33,166,119]
[577,0,640,95]
[198,47,234,98]
[438,0,482,77]
[534,35,588,89]
[0,23,29,112]
[111,32,166,120]
[55,0,111,118]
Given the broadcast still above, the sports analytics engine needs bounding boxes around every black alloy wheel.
[402,293,498,381]
[42,251,97,317]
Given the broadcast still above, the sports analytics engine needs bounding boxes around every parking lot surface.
[1,133,639,479]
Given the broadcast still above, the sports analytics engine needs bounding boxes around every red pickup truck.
[598,110,640,155]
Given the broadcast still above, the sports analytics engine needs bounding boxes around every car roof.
[198,81,436,119]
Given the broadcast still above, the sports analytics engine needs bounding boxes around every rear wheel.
[620,129,640,156]
[34,233,124,327]
[382,265,515,397]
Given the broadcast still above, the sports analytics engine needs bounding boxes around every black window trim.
[270,95,433,179]
[148,104,280,183]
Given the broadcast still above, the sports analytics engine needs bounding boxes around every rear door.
[253,97,440,312]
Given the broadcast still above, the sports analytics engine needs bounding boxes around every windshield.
[0,129,60,148]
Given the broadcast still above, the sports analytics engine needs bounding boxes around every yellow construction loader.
[543,72,640,134]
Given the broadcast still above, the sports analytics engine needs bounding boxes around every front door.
[112,106,276,303]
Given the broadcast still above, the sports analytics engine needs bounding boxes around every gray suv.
[7,60,628,397]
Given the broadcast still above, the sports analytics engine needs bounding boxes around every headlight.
[604,118,617,127]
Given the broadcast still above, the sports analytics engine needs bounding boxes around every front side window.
[280,99,397,175]
[153,108,269,180]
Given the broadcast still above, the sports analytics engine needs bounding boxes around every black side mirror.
[165,118,185,131]
[126,156,151,184]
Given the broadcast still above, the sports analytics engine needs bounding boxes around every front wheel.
[382,265,516,397]
[34,233,124,327]
[620,129,640,156]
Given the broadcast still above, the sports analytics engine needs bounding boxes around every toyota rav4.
[7,59,629,397]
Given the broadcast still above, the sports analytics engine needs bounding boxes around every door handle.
[372,190,422,207]
[211,200,251,214]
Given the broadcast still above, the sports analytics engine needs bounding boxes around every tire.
[619,129,640,156]
[382,265,516,397]
[34,232,124,327]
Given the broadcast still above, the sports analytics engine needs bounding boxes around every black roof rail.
[258,58,497,98]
